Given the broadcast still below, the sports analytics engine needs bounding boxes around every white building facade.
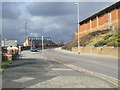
[2,39,18,47]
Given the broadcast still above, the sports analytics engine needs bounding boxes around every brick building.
[23,37,55,47]
[75,1,120,39]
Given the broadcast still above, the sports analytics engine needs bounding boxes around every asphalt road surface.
[2,49,118,88]
[44,48,118,79]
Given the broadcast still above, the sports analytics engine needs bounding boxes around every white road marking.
[52,68,73,71]
[13,76,35,83]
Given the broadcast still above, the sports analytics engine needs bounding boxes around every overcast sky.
[2,2,115,44]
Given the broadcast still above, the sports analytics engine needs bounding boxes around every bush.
[104,34,112,40]
[1,61,13,69]
[94,40,107,47]
[106,41,118,47]
[118,42,120,47]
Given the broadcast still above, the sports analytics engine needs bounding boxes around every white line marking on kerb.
[52,68,73,71]
[13,76,35,83]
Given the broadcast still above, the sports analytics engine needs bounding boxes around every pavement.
[2,51,57,88]
[54,47,118,60]
[2,50,118,89]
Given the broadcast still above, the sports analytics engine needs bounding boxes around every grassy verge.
[63,28,120,50]
[0,68,3,73]
[0,61,13,73]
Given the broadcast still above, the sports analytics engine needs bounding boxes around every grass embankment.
[0,61,13,73]
[62,28,120,50]
[94,30,120,47]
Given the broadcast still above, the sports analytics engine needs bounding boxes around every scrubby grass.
[86,41,98,47]
[0,61,13,72]
[63,28,120,50]
[0,68,3,73]
[1,61,13,69]
[94,30,120,47]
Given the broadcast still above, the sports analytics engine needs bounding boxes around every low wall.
[72,47,119,56]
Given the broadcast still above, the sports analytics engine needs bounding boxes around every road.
[2,49,118,88]
[44,48,118,79]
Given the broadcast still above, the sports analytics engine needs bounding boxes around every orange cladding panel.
[92,19,97,28]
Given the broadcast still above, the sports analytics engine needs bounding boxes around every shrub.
[94,40,107,47]
[106,41,118,47]
[104,34,112,40]
[1,61,13,69]
[118,41,120,47]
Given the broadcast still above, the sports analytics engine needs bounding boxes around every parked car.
[31,48,37,52]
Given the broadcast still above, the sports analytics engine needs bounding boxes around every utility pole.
[42,36,44,55]
[31,39,32,50]
[25,22,28,39]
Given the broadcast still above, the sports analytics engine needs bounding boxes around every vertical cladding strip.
[90,19,92,33]
[97,16,99,29]
[109,12,112,28]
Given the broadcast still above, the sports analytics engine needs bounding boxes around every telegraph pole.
[42,36,44,55]
[31,39,33,50]
[25,22,28,39]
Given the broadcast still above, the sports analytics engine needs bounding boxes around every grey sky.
[2,2,115,44]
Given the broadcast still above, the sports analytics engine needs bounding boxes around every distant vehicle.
[31,48,37,52]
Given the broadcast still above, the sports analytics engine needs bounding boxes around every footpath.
[54,47,118,60]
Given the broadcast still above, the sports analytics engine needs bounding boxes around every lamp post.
[75,3,80,54]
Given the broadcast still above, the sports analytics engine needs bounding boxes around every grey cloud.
[26,2,76,16]
[2,2,114,44]
[26,2,114,20]
[2,2,22,19]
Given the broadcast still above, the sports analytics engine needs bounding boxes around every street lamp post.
[75,3,80,54]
